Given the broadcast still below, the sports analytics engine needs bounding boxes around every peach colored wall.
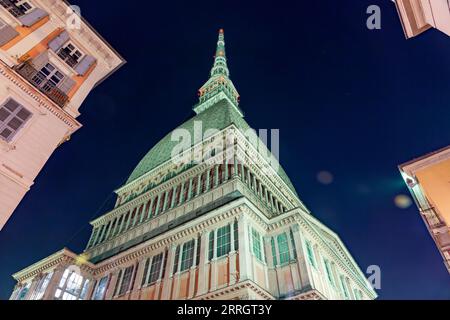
[416,159,450,226]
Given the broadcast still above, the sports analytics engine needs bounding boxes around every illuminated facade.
[394,0,450,38]
[9,30,376,301]
[0,0,124,229]
[400,146,450,274]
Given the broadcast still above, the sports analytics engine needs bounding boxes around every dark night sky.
[1,0,450,299]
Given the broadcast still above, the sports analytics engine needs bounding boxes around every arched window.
[55,268,89,300]
[16,283,30,300]
[30,272,53,300]
[92,276,109,300]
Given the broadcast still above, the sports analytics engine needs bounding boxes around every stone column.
[161,245,177,300]
[214,165,219,187]
[154,194,162,216]
[291,225,313,291]
[229,222,238,285]
[105,270,120,300]
[210,230,218,291]
[188,237,198,298]
[238,214,252,282]
[187,178,193,201]
[133,258,147,291]
[197,231,209,296]
[124,210,133,231]
[84,278,96,300]
[170,186,177,208]
[162,190,169,212]
[146,198,155,220]
[179,183,185,204]
[205,169,211,192]
[224,160,229,181]
[104,220,113,241]
[196,175,202,196]
[86,227,97,249]
[43,265,65,300]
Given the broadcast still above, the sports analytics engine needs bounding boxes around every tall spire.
[210,29,229,78]
[194,29,242,116]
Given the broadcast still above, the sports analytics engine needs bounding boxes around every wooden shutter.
[74,55,96,76]
[48,31,69,52]
[0,18,18,46]
[58,76,76,94]
[18,8,48,27]
[31,51,49,70]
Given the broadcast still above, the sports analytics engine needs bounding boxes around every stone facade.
[0,0,124,229]
[400,146,450,274]
[9,30,376,301]
[394,0,450,38]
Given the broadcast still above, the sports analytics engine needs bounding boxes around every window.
[147,253,164,284]
[216,225,231,258]
[31,63,65,92]
[16,283,30,300]
[306,240,316,267]
[0,0,34,17]
[271,237,277,266]
[180,240,195,272]
[30,272,53,300]
[196,236,201,266]
[324,259,335,286]
[340,275,349,300]
[208,231,214,261]
[0,98,31,142]
[251,228,263,261]
[277,233,290,265]
[117,266,134,296]
[93,276,109,300]
[55,269,86,300]
[233,220,238,251]
[57,42,84,68]
[79,279,90,300]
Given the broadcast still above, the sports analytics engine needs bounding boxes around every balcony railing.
[15,61,69,108]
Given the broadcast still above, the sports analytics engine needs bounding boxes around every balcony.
[15,61,69,108]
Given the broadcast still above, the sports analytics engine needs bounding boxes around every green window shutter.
[216,225,231,258]
[251,228,263,261]
[324,259,335,286]
[180,240,195,271]
[271,237,277,266]
[277,233,290,265]
[306,240,316,267]
[340,275,349,300]
[208,231,215,261]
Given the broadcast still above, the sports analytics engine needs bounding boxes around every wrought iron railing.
[15,61,69,108]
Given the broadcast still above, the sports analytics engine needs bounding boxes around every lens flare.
[394,194,412,209]
[317,171,334,185]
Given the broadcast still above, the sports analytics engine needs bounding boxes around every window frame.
[0,98,32,142]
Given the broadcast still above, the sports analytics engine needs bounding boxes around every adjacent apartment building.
[9,30,376,301]
[394,0,450,38]
[400,146,450,274]
[0,0,124,230]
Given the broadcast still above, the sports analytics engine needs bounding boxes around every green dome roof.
[125,100,298,196]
